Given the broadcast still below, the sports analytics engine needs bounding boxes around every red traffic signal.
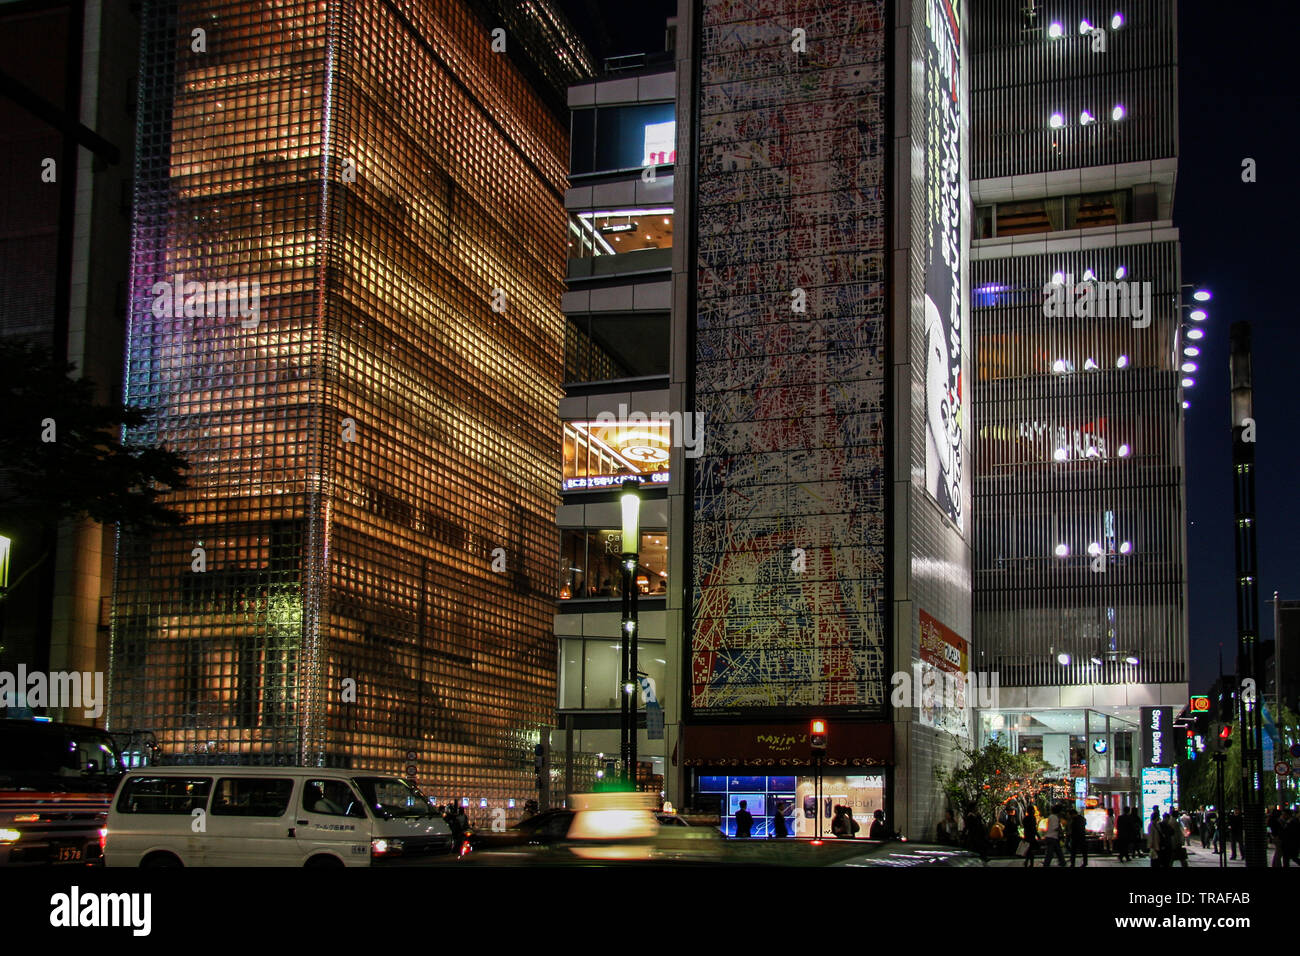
[810,719,827,754]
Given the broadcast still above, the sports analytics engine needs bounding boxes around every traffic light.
[1219,724,1233,750]
[1209,722,1234,752]
[810,718,827,755]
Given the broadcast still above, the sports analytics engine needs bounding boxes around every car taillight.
[99,828,108,852]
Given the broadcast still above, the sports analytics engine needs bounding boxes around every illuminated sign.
[922,0,964,531]
[1141,767,1175,823]
[563,472,669,492]
[1141,706,1174,768]
[1190,695,1210,713]
[642,120,676,166]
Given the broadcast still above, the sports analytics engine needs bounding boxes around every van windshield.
[352,776,434,819]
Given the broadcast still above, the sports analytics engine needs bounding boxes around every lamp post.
[619,479,642,787]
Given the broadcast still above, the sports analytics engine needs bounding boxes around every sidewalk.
[985,842,1249,868]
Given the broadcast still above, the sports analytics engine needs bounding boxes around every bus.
[0,719,127,865]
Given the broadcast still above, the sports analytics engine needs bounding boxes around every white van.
[105,766,455,867]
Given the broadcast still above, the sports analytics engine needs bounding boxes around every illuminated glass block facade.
[112,0,592,809]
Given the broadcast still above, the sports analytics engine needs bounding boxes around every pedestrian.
[1199,810,1212,849]
[734,799,753,839]
[1102,808,1115,855]
[988,815,1004,851]
[1228,809,1244,860]
[1020,805,1038,867]
[1148,809,1164,867]
[1042,804,1066,867]
[1282,808,1300,867]
[1069,808,1089,867]
[936,808,958,844]
[1115,806,1131,862]
[1166,812,1187,867]
[772,803,789,838]
[845,807,860,838]
[1003,807,1021,856]
[1269,808,1285,867]
[832,805,849,838]
[868,808,888,840]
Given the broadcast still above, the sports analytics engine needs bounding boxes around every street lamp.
[619,479,642,787]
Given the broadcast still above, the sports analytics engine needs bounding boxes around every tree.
[941,740,1053,823]
[0,338,188,531]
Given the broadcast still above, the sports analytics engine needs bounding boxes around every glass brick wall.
[113,0,584,812]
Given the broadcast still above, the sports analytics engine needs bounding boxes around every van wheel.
[304,854,344,868]
[141,852,182,868]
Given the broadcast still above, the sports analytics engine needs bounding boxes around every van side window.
[210,778,294,817]
[116,776,212,814]
[302,779,366,818]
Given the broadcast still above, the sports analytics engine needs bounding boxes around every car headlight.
[371,838,404,857]
[0,829,22,844]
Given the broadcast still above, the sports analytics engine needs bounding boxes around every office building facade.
[111,0,592,811]
[970,0,1189,813]
[552,49,678,799]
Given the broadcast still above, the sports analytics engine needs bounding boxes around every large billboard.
[922,0,964,530]
[690,0,889,712]
[916,610,970,738]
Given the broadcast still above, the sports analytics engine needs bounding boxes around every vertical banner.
[916,610,971,738]
[922,0,964,529]
[1140,705,1173,768]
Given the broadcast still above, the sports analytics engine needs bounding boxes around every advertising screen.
[916,609,971,738]
[1141,767,1175,823]
[922,0,964,530]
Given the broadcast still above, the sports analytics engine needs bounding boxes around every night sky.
[555,2,1300,693]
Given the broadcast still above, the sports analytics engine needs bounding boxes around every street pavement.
[984,841,1249,868]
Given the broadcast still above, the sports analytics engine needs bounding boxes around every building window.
[974,189,1135,238]
[569,209,674,259]
[559,530,667,600]
[571,103,675,174]
[558,637,666,710]
[564,311,670,383]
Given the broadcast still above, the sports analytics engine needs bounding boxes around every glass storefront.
[558,638,666,711]
[695,773,886,838]
[979,708,1140,825]
[559,529,667,600]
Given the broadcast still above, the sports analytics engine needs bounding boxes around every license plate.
[56,846,83,863]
